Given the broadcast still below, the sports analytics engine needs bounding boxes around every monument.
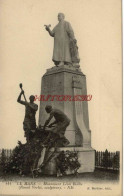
[38,13,95,175]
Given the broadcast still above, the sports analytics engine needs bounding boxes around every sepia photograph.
[0,0,122,195]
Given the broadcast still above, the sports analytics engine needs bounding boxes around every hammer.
[19,83,27,102]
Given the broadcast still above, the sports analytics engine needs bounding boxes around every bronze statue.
[43,105,70,146]
[17,85,38,143]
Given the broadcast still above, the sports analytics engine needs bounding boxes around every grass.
[0,169,119,183]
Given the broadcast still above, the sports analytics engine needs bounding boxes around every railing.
[0,149,13,162]
[0,148,120,171]
[95,149,120,171]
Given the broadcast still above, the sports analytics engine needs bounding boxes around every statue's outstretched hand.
[45,26,49,31]
[44,24,51,31]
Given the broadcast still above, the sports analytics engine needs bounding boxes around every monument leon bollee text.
[39,13,95,175]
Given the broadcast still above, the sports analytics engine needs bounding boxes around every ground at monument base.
[0,169,119,183]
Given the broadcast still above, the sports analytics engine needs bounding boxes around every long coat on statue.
[52,21,76,63]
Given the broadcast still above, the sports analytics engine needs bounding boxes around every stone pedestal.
[38,65,95,174]
[43,147,95,175]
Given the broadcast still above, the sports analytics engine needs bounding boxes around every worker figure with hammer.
[17,88,38,143]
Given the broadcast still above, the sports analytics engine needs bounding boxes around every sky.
[0,0,122,151]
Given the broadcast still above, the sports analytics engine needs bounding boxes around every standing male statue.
[17,90,38,143]
[45,13,80,66]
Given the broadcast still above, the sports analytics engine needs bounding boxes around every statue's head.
[29,95,35,103]
[58,13,65,22]
[45,105,52,113]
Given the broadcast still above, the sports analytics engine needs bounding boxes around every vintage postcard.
[0,0,122,195]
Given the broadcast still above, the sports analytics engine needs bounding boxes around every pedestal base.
[43,147,95,175]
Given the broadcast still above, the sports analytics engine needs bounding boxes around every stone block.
[43,147,95,175]
[39,65,95,174]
